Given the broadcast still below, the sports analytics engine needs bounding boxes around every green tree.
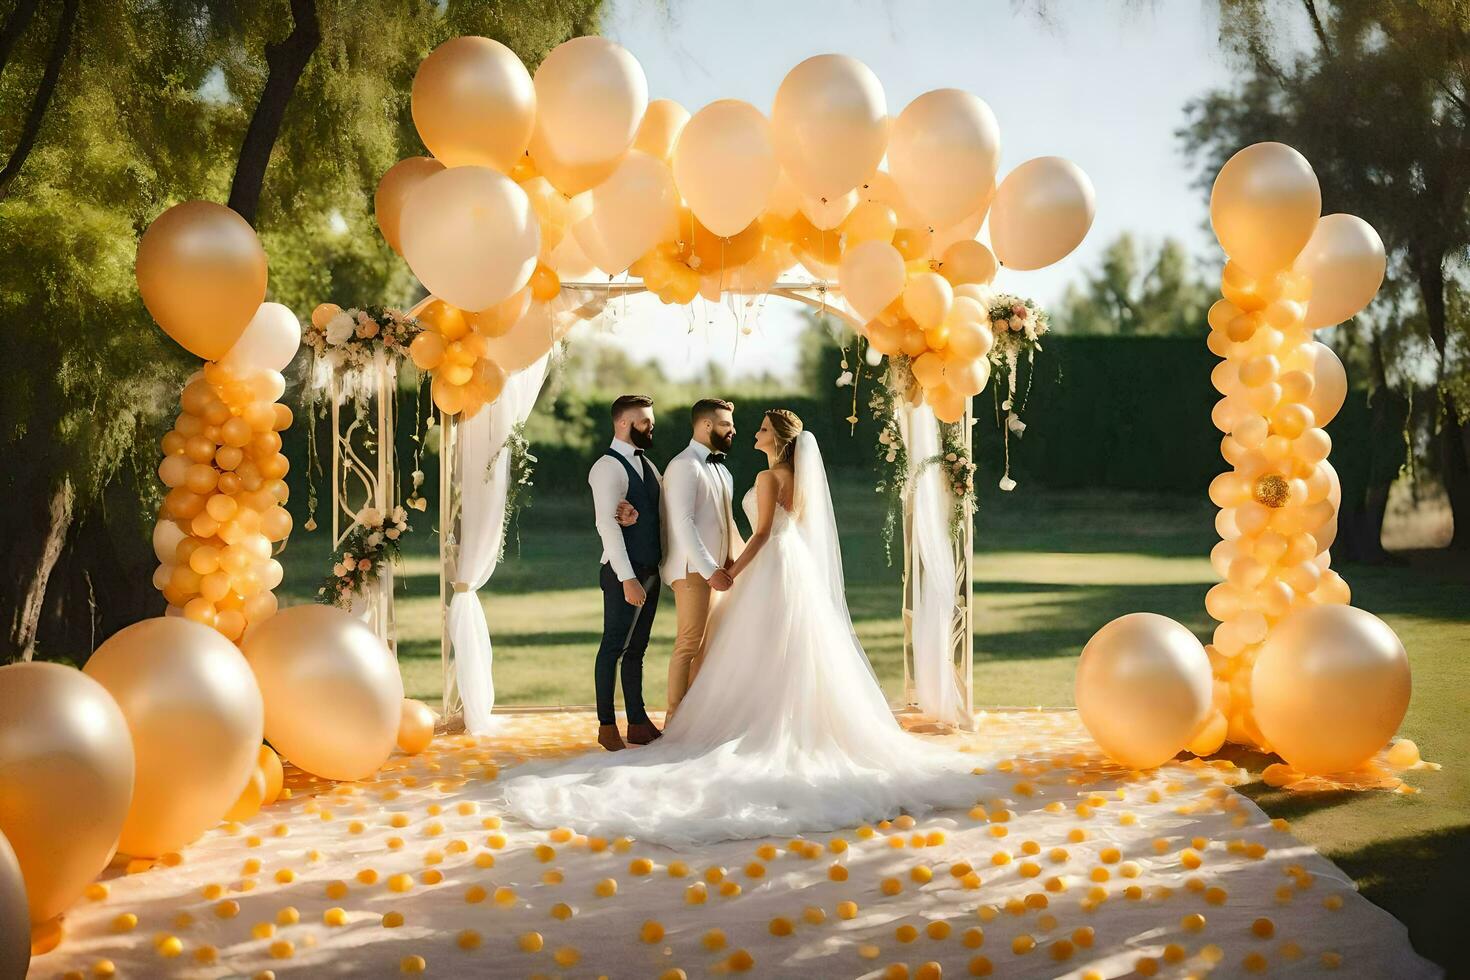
[0,0,600,661]
[1180,0,1470,550]
[1055,234,1213,336]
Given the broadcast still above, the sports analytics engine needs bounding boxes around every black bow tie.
[707,453,727,465]
[633,449,646,457]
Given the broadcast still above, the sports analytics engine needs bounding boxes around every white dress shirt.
[588,438,662,582]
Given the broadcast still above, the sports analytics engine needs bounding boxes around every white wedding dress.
[500,433,988,846]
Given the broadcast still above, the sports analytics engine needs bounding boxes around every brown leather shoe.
[626,721,662,745]
[598,724,626,752]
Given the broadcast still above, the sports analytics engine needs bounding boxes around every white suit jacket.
[588,438,665,582]
[660,439,742,586]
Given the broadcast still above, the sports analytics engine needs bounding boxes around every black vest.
[604,449,662,570]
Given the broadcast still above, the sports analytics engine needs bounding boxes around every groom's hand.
[615,500,638,526]
[709,569,733,592]
[622,578,647,606]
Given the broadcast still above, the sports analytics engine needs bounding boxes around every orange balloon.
[258,744,283,805]
[530,263,561,301]
[136,201,268,360]
[376,157,445,255]
[691,217,764,273]
[397,699,436,755]
[417,298,468,341]
[409,332,446,371]
[223,767,267,821]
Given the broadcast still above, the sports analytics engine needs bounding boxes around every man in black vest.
[587,394,665,751]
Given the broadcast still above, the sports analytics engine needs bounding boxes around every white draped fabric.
[447,355,550,735]
[900,401,968,726]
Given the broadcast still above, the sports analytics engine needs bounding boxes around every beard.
[629,425,654,450]
[709,428,735,453]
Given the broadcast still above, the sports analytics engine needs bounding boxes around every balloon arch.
[333,34,1100,734]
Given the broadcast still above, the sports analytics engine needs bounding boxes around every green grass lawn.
[280,480,1468,971]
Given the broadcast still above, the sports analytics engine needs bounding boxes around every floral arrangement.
[921,423,978,538]
[304,304,423,371]
[317,505,411,609]
[985,293,1049,492]
[495,422,538,561]
[868,363,911,563]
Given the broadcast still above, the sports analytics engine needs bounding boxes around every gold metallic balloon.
[241,605,403,781]
[1075,613,1213,769]
[411,36,535,171]
[135,201,268,360]
[375,156,445,255]
[1252,605,1411,775]
[0,662,134,924]
[397,699,436,755]
[0,828,28,980]
[84,618,263,857]
[1210,142,1321,277]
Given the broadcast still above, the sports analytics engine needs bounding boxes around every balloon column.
[1196,142,1408,773]
[380,37,1096,423]
[139,203,297,640]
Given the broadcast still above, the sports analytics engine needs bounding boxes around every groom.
[588,394,665,752]
[659,398,743,718]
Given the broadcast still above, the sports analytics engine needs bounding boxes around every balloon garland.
[377,36,1097,424]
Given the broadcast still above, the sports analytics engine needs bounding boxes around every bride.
[501,409,987,846]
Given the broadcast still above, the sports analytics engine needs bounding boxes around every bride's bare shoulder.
[758,466,796,508]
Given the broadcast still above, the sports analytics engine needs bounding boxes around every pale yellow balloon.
[771,54,888,202]
[945,356,991,398]
[530,36,646,174]
[411,36,534,171]
[633,98,689,161]
[84,618,263,857]
[1295,214,1386,329]
[0,663,134,924]
[860,170,925,230]
[0,829,28,980]
[939,239,997,286]
[927,383,966,424]
[672,99,779,237]
[482,300,557,373]
[1252,605,1410,774]
[1210,142,1321,277]
[990,157,1096,271]
[902,272,953,330]
[375,156,445,255]
[888,89,1001,227]
[1304,341,1347,426]
[397,699,437,756]
[135,201,268,360]
[1075,613,1213,769]
[838,240,906,322]
[241,605,403,781]
[400,166,540,312]
[572,151,679,275]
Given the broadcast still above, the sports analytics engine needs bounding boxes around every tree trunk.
[227,0,320,225]
[5,476,74,661]
[0,0,40,78]
[1414,257,1470,550]
[0,0,78,202]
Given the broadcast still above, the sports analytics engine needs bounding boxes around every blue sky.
[576,0,1244,381]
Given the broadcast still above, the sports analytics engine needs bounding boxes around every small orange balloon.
[530,263,561,301]
[397,699,436,755]
[224,767,267,821]
[409,332,446,371]
[417,299,468,341]
[136,201,268,360]
[258,745,283,805]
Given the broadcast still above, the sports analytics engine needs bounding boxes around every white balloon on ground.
[1251,605,1411,774]
[1075,613,1213,769]
[990,157,1096,271]
[771,54,889,202]
[222,302,301,374]
[400,166,540,312]
[888,89,1001,227]
[1294,213,1387,329]
[839,240,906,322]
[672,99,778,237]
[572,150,679,275]
[528,36,646,171]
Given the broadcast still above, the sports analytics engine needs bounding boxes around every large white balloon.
[400,166,540,312]
[572,151,679,275]
[672,100,779,237]
[528,36,646,178]
[1294,213,1387,329]
[839,241,906,322]
[222,302,301,374]
[888,89,1001,227]
[1075,613,1213,769]
[990,157,1096,271]
[771,54,888,202]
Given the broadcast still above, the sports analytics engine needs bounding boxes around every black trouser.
[595,562,660,726]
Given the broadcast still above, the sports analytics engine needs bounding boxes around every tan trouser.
[667,572,713,714]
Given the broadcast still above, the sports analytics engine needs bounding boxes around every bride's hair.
[764,408,803,466]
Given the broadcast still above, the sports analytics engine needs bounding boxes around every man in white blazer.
[658,398,743,717]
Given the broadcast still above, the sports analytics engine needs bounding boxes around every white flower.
[367,532,383,549]
[386,528,401,540]
[1006,414,1027,435]
[357,506,383,528]
[326,311,356,345]
[835,371,853,388]
[999,476,1017,492]
[878,431,891,446]
[945,452,957,462]
[391,506,407,524]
